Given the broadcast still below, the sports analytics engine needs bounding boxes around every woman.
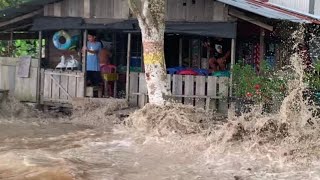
[83,32,102,86]
[205,38,231,73]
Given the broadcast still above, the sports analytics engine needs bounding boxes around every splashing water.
[1,25,320,179]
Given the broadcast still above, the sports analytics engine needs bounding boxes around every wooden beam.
[9,32,13,57]
[126,33,132,102]
[179,38,182,66]
[0,9,43,28]
[84,18,125,24]
[36,31,42,104]
[229,38,236,98]
[260,28,265,62]
[82,30,88,96]
[2,23,33,32]
[82,30,88,72]
[229,9,273,31]
[0,33,38,40]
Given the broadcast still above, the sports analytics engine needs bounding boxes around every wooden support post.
[260,28,265,62]
[82,30,88,95]
[228,38,236,117]
[112,33,117,64]
[126,33,132,102]
[9,31,13,57]
[188,39,192,67]
[229,38,236,98]
[82,30,88,72]
[198,39,201,68]
[141,37,144,72]
[179,38,182,66]
[36,31,43,104]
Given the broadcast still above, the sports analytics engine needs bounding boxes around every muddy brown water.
[1,100,320,180]
[2,26,320,180]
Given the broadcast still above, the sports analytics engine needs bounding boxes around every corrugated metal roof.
[217,0,319,23]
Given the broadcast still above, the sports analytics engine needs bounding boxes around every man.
[83,31,102,86]
[206,38,231,73]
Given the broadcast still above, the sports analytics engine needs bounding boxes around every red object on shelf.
[177,69,198,75]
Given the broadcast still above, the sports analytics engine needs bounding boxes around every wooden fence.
[41,69,85,105]
[129,72,229,113]
[0,57,39,102]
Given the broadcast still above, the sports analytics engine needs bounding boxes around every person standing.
[83,31,102,86]
[205,38,231,73]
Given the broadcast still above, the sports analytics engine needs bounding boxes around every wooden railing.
[41,69,85,105]
[129,72,229,113]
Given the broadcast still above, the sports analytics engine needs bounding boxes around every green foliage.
[13,40,39,57]
[0,40,39,58]
[0,0,30,9]
[306,61,320,91]
[232,61,288,104]
[0,0,38,57]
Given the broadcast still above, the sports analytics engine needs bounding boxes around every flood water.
[2,26,320,180]
[1,99,320,180]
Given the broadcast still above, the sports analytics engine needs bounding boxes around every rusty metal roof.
[217,0,320,24]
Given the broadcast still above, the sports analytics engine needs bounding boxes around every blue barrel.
[130,56,142,67]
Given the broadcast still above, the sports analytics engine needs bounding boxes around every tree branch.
[128,0,150,36]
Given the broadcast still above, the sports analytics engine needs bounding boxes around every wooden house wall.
[0,57,39,102]
[44,0,229,22]
[166,0,228,21]
[44,0,130,19]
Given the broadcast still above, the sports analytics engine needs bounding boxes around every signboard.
[17,56,32,78]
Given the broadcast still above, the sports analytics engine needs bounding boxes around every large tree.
[128,0,169,106]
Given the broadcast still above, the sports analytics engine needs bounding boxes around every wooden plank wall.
[44,0,228,22]
[0,57,39,102]
[42,70,85,104]
[91,0,130,18]
[129,72,230,113]
[45,0,84,17]
[166,0,228,21]
[45,0,130,19]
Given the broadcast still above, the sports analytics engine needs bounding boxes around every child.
[83,31,102,86]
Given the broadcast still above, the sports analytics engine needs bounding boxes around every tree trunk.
[128,0,169,106]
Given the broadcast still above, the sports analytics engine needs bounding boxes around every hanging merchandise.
[66,55,80,70]
[53,30,79,50]
[56,55,66,69]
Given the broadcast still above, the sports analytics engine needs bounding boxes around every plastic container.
[130,56,142,67]
[212,71,230,77]
[177,69,198,75]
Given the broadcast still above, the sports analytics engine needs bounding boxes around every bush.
[232,61,288,104]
